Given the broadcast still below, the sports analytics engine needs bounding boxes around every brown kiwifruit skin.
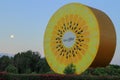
[89,7,116,67]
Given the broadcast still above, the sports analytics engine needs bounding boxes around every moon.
[10,35,14,39]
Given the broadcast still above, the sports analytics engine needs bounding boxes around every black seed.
[76,46,81,50]
[78,39,81,42]
[58,30,61,32]
[81,30,83,32]
[72,27,73,30]
[56,37,61,40]
[75,30,78,33]
[82,40,84,41]
[60,53,62,55]
[63,54,64,56]
[76,45,78,48]
[70,21,72,24]
[63,30,65,32]
[74,27,77,30]
[61,46,63,49]
[69,55,71,57]
[73,54,75,57]
[58,30,63,34]
[64,27,66,30]
[77,32,81,34]
[77,47,81,50]
[76,23,78,26]
[69,50,71,53]
[58,49,60,51]
[56,45,59,48]
[59,40,61,43]
[64,50,66,52]
[81,36,83,37]
[74,48,76,50]
[59,35,62,37]
[63,24,66,30]
[67,27,69,29]
[80,45,82,46]
[72,50,74,53]
[66,52,69,56]
[57,40,61,44]
[66,56,68,59]
[76,42,79,44]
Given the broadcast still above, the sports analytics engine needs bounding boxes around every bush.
[45,71,55,74]
[5,64,18,73]
[92,67,107,76]
[0,73,120,80]
[25,68,31,74]
[31,72,37,74]
[64,64,76,74]
[81,65,120,76]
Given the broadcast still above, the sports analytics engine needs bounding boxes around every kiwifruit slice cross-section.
[44,3,116,74]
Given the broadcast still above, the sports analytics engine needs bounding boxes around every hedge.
[0,72,120,80]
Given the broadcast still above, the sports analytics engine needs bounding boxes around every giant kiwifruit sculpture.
[44,3,116,74]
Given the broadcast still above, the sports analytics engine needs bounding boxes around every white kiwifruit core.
[62,31,76,48]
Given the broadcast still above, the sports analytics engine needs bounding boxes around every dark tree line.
[0,50,120,75]
[0,50,51,74]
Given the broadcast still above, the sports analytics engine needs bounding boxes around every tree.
[36,58,51,73]
[0,50,53,74]
[64,63,76,74]
[0,55,11,71]
[5,64,18,73]
[25,68,31,74]
[14,52,22,73]
[13,50,41,74]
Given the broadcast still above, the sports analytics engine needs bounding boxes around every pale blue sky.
[0,0,120,65]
